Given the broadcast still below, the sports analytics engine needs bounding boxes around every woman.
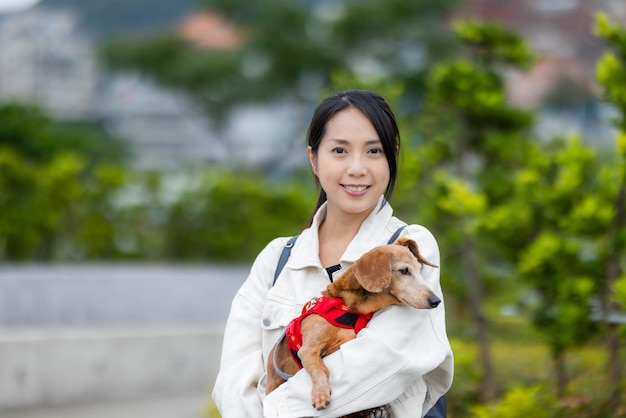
[212,90,453,417]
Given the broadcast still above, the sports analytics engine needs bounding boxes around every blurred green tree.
[0,148,127,260]
[164,172,314,261]
[0,103,128,260]
[408,20,535,402]
[485,137,609,398]
[0,104,127,165]
[98,0,461,122]
[469,13,626,404]
[593,11,626,412]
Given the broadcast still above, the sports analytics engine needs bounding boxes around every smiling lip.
[342,184,369,195]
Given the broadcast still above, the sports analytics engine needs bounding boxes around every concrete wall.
[0,264,248,326]
[0,264,249,411]
[0,325,223,410]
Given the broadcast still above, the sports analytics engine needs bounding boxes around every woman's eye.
[368,147,384,155]
[400,267,410,275]
[332,147,347,154]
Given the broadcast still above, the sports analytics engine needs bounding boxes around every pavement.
[0,394,212,418]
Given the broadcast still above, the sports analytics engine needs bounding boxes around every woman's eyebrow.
[327,138,381,145]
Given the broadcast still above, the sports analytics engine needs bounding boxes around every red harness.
[285,296,373,368]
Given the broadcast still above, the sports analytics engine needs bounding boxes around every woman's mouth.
[342,184,369,195]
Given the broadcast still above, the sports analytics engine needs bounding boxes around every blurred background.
[1,0,626,417]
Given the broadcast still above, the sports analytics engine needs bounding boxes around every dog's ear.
[394,238,438,268]
[353,248,392,293]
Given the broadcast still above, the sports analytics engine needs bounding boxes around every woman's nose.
[346,156,367,176]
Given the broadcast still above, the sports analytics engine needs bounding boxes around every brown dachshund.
[266,237,441,413]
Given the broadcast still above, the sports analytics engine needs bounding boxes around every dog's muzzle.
[428,295,441,308]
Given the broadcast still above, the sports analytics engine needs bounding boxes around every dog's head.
[352,238,441,310]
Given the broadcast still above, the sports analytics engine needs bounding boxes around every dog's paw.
[311,386,331,410]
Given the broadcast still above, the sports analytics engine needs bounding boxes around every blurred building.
[177,10,243,50]
[98,73,229,171]
[456,0,626,103]
[0,8,238,171]
[0,7,305,172]
[97,71,304,173]
[454,0,626,145]
[3,1,623,170]
[0,8,98,120]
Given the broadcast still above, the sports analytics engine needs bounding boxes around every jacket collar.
[287,196,394,271]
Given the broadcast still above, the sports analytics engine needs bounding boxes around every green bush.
[470,385,554,418]
[0,148,129,261]
[164,172,314,261]
[0,100,317,262]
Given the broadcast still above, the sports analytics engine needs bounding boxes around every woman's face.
[308,107,390,223]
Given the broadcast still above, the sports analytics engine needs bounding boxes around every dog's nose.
[428,295,441,308]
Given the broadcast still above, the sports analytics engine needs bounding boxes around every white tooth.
[346,185,366,191]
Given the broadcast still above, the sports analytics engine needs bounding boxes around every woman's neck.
[317,213,365,268]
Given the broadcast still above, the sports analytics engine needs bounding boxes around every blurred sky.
[0,0,40,13]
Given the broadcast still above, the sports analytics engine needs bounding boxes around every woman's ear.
[307,146,318,176]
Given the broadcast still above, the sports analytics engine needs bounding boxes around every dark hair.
[305,89,401,227]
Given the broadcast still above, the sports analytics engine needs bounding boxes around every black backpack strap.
[273,235,299,285]
[424,396,447,418]
[387,225,408,244]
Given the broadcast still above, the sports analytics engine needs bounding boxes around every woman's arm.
[212,239,284,416]
[263,225,453,417]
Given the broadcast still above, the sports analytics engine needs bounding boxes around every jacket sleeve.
[212,238,284,417]
[262,225,453,418]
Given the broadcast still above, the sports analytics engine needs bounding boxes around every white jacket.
[212,198,454,417]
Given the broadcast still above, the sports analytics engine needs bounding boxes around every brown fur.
[265,238,440,413]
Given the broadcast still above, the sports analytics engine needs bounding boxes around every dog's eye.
[399,267,410,275]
